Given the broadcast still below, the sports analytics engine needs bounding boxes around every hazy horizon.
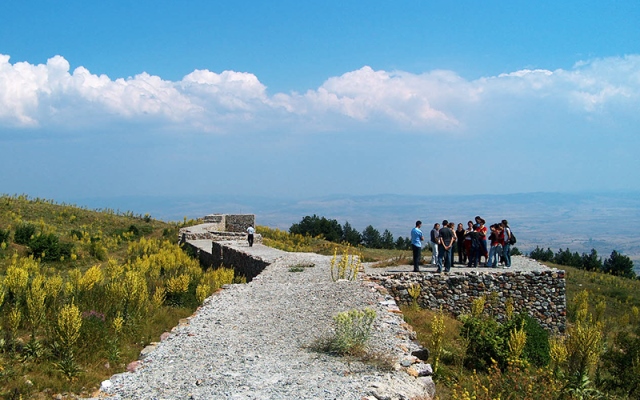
[55,190,640,273]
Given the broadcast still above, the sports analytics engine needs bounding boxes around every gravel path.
[98,243,432,400]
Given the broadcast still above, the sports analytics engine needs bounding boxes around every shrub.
[330,246,361,281]
[503,313,550,367]
[89,240,108,261]
[461,309,550,370]
[128,224,140,237]
[28,233,73,261]
[0,227,10,244]
[602,322,640,398]
[14,223,36,245]
[460,314,506,370]
[69,229,84,240]
[328,308,376,355]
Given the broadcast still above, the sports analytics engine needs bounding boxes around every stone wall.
[203,214,225,231]
[197,214,255,233]
[181,241,269,282]
[225,214,255,233]
[181,231,262,243]
[368,270,566,333]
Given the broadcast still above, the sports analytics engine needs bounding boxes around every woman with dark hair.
[464,220,474,264]
[475,216,488,265]
[456,223,466,264]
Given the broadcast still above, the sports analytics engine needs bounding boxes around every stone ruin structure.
[179,215,566,332]
[179,214,261,243]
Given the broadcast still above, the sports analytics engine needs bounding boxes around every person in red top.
[487,224,504,267]
[475,216,489,264]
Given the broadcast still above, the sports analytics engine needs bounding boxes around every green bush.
[14,223,36,245]
[28,233,73,261]
[0,227,10,244]
[503,313,550,367]
[89,240,107,261]
[461,312,549,370]
[602,322,640,398]
[69,229,84,240]
[460,314,506,370]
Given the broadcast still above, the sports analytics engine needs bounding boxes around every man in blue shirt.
[411,220,424,272]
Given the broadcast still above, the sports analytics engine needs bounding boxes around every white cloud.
[1,53,639,133]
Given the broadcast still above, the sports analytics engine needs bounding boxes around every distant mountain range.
[71,191,640,273]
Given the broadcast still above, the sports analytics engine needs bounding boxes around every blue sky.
[1,0,639,201]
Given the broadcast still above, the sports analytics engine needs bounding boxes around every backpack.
[508,229,517,245]
[470,232,480,249]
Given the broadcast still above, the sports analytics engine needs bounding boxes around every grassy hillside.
[0,195,240,399]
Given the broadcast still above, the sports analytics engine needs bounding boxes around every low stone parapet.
[368,270,566,333]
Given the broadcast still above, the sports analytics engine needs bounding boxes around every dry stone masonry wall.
[202,214,255,233]
[369,270,566,332]
[210,241,270,281]
[181,240,270,282]
[179,214,261,243]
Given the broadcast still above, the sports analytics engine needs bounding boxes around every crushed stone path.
[97,242,432,400]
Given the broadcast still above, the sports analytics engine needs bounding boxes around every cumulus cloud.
[1,53,639,134]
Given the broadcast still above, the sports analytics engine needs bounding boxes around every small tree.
[361,225,381,249]
[380,229,395,249]
[395,236,410,250]
[554,248,582,267]
[580,248,602,272]
[290,215,343,242]
[529,246,554,262]
[602,250,635,278]
[341,221,362,246]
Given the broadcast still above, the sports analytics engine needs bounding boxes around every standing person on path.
[487,224,504,268]
[438,220,455,272]
[247,225,255,247]
[456,223,466,264]
[430,223,440,267]
[464,221,474,264]
[502,219,512,268]
[411,220,425,272]
[475,216,488,265]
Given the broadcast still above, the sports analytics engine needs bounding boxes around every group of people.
[410,216,513,273]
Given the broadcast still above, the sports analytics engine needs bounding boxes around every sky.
[1,0,639,202]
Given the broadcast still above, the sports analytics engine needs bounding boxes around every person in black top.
[456,223,466,265]
[438,220,455,272]
[430,223,440,267]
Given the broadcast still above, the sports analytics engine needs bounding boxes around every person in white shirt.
[247,226,255,247]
